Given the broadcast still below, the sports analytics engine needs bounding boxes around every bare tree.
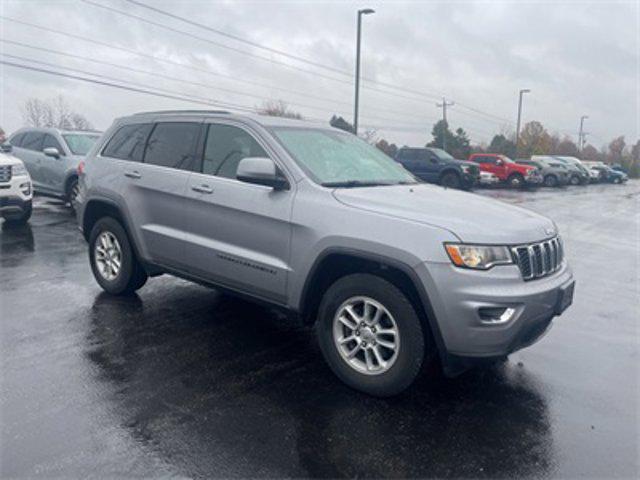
[360,128,378,144]
[21,96,94,130]
[257,100,303,120]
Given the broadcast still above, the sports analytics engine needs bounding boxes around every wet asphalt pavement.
[1,182,639,478]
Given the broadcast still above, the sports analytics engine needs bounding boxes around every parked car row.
[392,147,627,190]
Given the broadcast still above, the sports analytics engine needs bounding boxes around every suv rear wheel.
[316,273,425,397]
[89,217,147,295]
[440,171,461,189]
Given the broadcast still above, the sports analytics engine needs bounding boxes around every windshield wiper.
[321,180,397,188]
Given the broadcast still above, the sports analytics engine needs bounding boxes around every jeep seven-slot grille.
[512,237,563,280]
[0,165,11,184]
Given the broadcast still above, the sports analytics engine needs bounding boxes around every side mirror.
[495,159,504,166]
[237,157,288,190]
[43,147,61,159]
[430,156,439,164]
[0,143,12,153]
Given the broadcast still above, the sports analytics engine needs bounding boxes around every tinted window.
[10,133,25,147]
[63,134,100,155]
[144,122,200,170]
[202,124,267,179]
[102,123,153,162]
[476,155,495,164]
[42,134,65,155]
[397,149,415,160]
[22,132,45,151]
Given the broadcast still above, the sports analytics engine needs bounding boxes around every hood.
[333,183,556,244]
[0,151,23,167]
[452,159,477,168]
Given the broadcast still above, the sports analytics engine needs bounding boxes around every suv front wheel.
[89,217,148,295]
[316,273,425,396]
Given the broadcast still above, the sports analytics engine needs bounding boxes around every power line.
[0,39,442,125]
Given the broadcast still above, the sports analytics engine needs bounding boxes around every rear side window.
[202,124,267,179]
[10,133,25,147]
[42,134,65,155]
[22,132,45,151]
[102,123,153,162]
[475,155,495,164]
[144,122,200,170]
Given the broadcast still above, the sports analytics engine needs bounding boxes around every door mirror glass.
[236,157,288,190]
[43,147,61,158]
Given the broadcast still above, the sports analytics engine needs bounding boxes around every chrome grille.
[512,237,563,281]
[0,165,11,183]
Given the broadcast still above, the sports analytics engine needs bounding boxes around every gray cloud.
[1,0,637,150]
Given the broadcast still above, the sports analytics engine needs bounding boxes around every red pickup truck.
[468,153,542,188]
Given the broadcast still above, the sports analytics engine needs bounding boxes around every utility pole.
[353,8,375,136]
[515,88,530,158]
[436,97,454,151]
[578,115,589,153]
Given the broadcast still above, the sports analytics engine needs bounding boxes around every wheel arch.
[298,248,448,365]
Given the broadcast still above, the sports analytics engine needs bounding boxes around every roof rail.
[132,110,230,116]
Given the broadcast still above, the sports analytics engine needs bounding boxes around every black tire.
[543,174,558,188]
[569,174,581,186]
[439,171,462,189]
[316,273,426,397]
[66,177,79,212]
[2,200,32,224]
[507,173,525,188]
[89,217,147,295]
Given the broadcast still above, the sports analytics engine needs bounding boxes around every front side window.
[42,134,65,155]
[102,123,153,162]
[22,132,45,151]
[63,134,100,155]
[202,124,268,178]
[272,128,416,186]
[144,122,200,170]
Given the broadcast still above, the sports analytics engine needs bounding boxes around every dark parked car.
[395,147,479,190]
[591,165,628,184]
[516,158,568,187]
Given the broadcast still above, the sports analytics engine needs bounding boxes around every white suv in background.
[0,149,33,224]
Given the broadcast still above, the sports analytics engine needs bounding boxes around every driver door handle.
[191,184,213,194]
[124,170,141,179]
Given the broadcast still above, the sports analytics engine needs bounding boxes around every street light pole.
[579,115,589,153]
[353,8,374,136]
[515,88,530,158]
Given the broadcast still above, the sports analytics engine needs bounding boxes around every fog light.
[478,307,516,324]
[20,182,31,196]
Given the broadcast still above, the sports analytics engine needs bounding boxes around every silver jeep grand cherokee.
[77,110,575,396]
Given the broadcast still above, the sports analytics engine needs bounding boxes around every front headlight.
[12,164,28,177]
[460,165,470,173]
[444,243,513,270]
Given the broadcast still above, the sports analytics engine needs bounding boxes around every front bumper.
[461,172,479,188]
[0,176,33,213]
[414,259,574,359]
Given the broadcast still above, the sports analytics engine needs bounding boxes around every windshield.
[429,148,454,161]
[63,134,100,155]
[500,155,515,163]
[272,127,417,186]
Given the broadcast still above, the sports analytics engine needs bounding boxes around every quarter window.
[10,133,25,147]
[102,123,153,162]
[202,124,268,179]
[143,122,200,170]
[22,132,45,151]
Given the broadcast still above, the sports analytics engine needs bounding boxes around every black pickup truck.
[395,147,480,190]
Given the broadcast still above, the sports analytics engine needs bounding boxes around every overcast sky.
[1,0,638,150]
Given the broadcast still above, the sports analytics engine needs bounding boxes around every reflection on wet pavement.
[1,186,638,478]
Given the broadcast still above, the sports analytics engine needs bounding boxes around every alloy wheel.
[94,231,122,281]
[332,296,400,375]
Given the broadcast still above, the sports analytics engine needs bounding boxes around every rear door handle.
[124,170,141,179]
[191,184,213,194]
